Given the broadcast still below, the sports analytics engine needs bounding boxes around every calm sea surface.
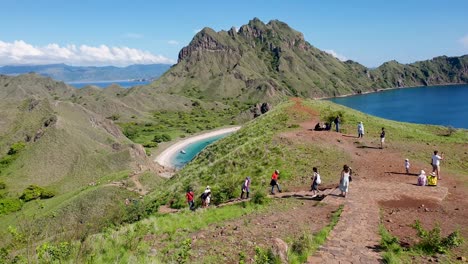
[329,84,468,129]
[171,133,230,169]
[68,80,151,88]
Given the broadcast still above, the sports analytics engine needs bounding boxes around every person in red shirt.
[186,189,195,211]
[270,170,282,194]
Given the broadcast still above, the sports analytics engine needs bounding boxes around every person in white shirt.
[431,150,444,180]
[405,159,410,174]
[357,122,365,138]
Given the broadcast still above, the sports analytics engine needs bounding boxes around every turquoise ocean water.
[329,84,468,129]
[171,133,230,169]
[68,80,151,88]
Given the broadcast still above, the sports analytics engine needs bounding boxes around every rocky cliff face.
[155,18,467,102]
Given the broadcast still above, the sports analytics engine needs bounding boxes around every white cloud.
[193,28,202,33]
[168,40,179,45]
[324,49,348,61]
[122,33,143,39]
[459,34,468,49]
[0,40,176,66]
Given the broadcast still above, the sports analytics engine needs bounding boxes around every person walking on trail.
[201,186,211,207]
[270,170,282,194]
[241,177,251,199]
[339,165,352,197]
[357,122,365,138]
[310,167,321,196]
[431,150,444,180]
[186,189,195,211]
[380,127,386,149]
[405,159,411,174]
[334,116,341,132]
[417,170,427,186]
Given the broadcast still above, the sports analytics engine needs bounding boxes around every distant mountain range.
[0,63,172,82]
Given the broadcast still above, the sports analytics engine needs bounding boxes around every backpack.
[315,173,321,185]
[200,192,208,200]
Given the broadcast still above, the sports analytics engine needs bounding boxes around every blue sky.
[1,0,467,67]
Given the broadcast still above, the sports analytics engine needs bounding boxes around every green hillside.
[1,97,466,262]
[142,18,467,100]
[0,75,163,251]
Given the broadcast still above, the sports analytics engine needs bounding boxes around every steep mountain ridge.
[147,18,467,100]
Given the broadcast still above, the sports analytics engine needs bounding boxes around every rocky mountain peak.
[178,18,309,63]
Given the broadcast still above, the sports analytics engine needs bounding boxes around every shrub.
[19,185,55,202]
[252,191,266,205]
[142,142,158,148]
[152,133,172,143]
[322,109,346,125]
[254,246,279,264]
[36,242,72,263]
[7,142,26,155]
[411,220,464,254]
[379,225,402,254]
[0,198,23,215]
[0,181,5,189]
[106,114,120,121]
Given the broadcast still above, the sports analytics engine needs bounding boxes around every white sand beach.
[154,126,241,168]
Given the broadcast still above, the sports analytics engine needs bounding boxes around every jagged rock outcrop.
[152,18,467,102]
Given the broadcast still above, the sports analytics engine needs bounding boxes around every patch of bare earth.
[278,98,467,263]
[189,199,339,263]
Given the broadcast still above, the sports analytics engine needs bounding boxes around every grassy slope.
[11,98,464,263]
[143,18,467,102]
[147,99,467,208]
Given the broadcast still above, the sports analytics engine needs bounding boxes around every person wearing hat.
[357,122,365,138]
[201,186,211,207]
[417,170,427,186]
[241,177,251,199]
[405,159,410,174]
[427,171,438,186]
[270,170,282,194]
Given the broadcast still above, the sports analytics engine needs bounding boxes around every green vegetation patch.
[118,101,253,149]
[19,185,55,202]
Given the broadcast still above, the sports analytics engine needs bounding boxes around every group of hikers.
[415,150,444,186]
[184,117,445,210]
[316,117,386,149]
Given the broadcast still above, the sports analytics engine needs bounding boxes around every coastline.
[154,126,241,168]
[315,82,467,100]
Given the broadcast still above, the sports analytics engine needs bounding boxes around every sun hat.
[420,170,425,175]
[405,158,409,161]
[429,172,436,176]
[206,186,210,189]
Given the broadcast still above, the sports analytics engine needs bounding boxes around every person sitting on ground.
[241,177,251,199]
[186,188,195,211]
[270,170,282,194]
[417,170,427,186]
[314,122,322,131]
[427,172,438,186]
[310,167,321,196]
[405,159,410,174]
[324,122,331,131]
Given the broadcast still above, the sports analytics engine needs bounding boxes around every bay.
[67,80,151,88]
[329,84,468,129]
[171,134,228,169]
